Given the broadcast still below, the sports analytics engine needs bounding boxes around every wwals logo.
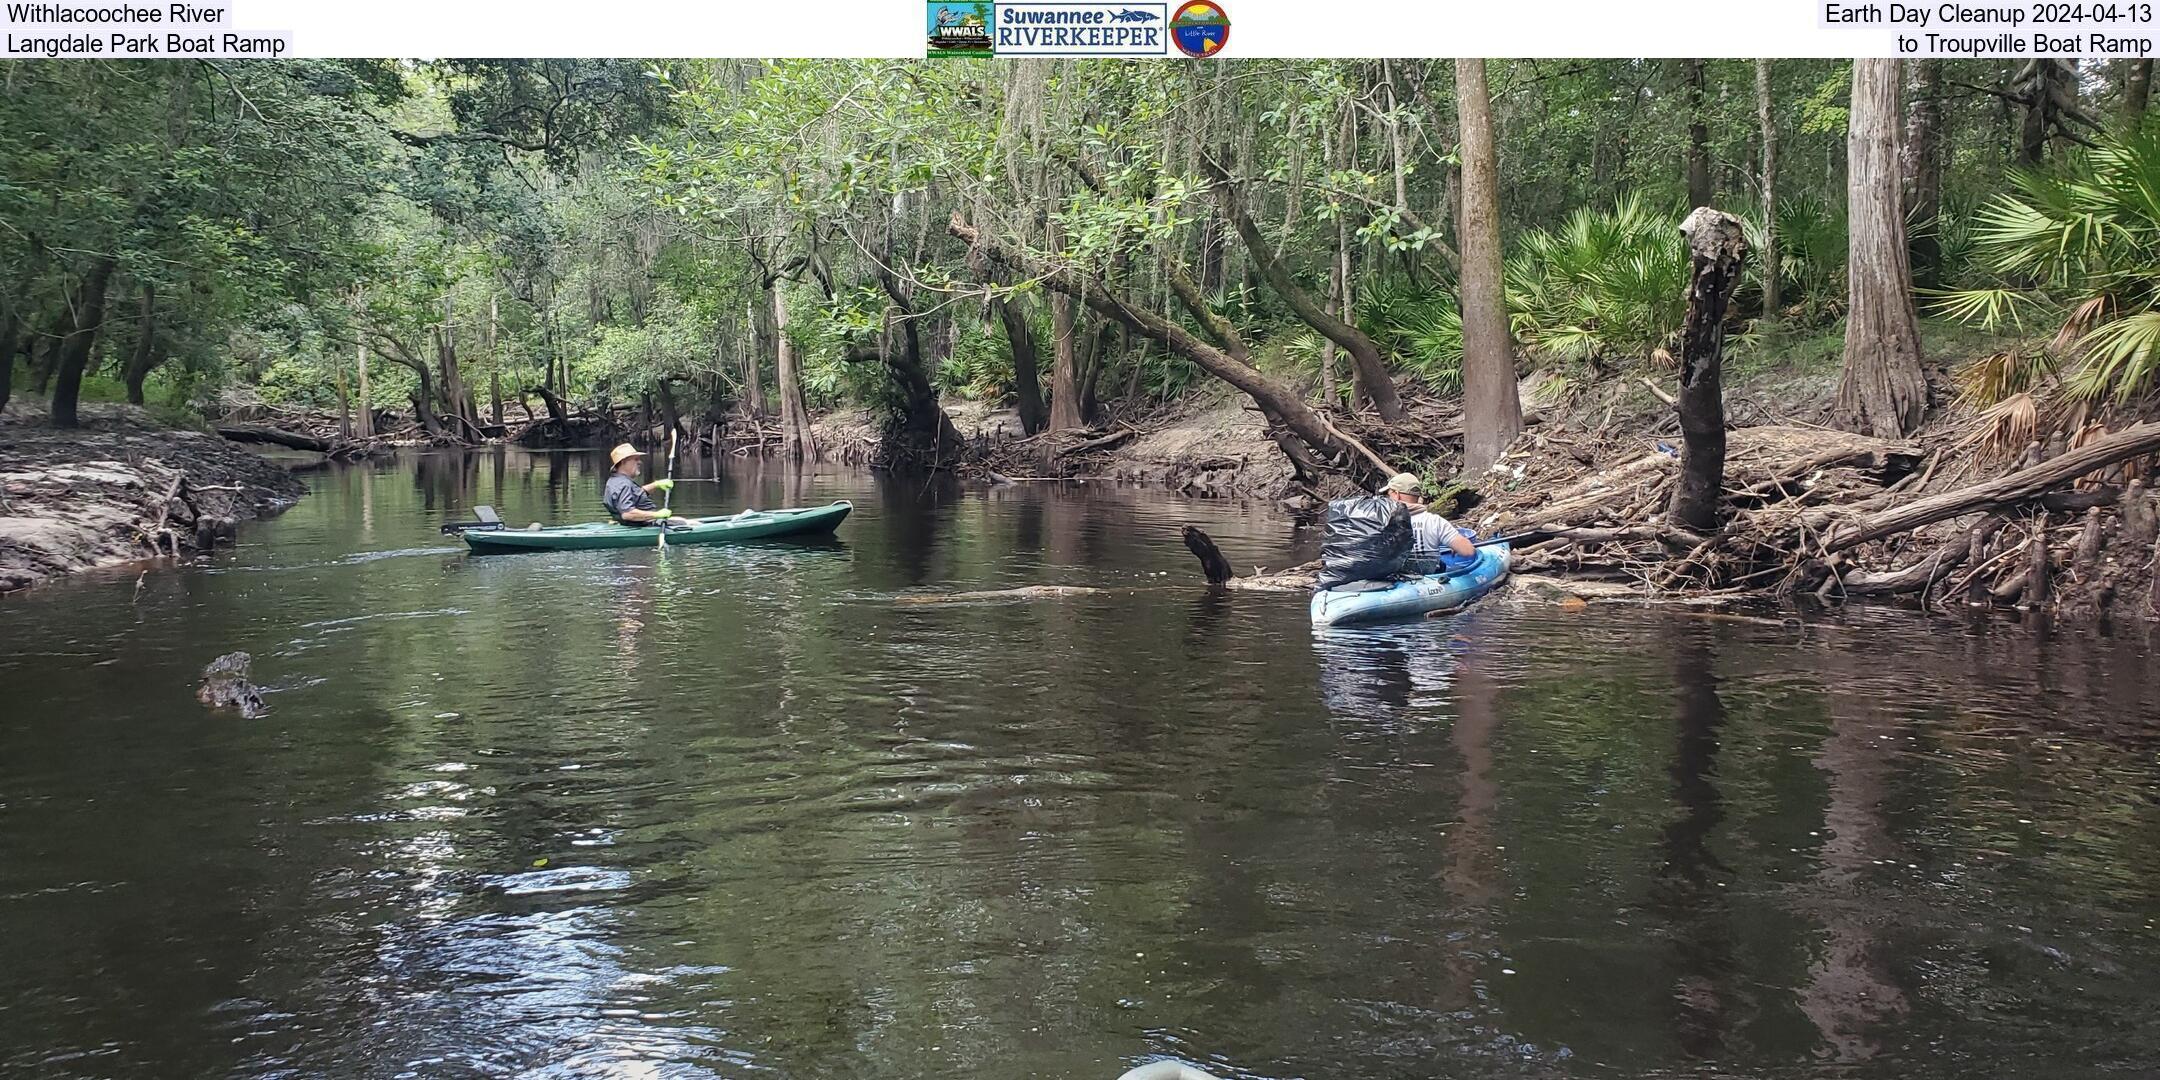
[927,2,994,56]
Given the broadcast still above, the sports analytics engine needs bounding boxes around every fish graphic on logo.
[1170,0,1228,56]
[1109,7,1160,21]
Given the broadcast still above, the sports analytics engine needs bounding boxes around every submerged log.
[893,585,1106,605]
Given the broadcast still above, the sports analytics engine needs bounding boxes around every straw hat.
[608,443,647,467]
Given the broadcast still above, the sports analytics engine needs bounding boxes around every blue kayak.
[1309,542,1512,627]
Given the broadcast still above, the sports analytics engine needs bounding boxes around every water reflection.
[1799,673,1911,1062]
[1311,622,1462,720]
[0,452,2157,1079]
[1651,629,1743,1059]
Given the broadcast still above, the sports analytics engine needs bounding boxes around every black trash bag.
[1316,495,1413,590]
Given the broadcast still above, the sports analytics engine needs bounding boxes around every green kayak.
[462,501,851,554]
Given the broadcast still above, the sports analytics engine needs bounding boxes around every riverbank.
[1010,333,2160,623]
[0,403,305,593]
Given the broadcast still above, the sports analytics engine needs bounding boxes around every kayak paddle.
[658,429,679,553]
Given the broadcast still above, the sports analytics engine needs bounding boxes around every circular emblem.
[1170,0,1228,57]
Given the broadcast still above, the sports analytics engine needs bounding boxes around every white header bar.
[2,0,2154,58]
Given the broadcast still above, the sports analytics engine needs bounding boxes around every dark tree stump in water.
[197,651,267,718]
[1668,207,1747,533]
[1183,526,1235,585]
[194,515,237,552]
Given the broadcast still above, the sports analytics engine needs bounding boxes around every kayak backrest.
[474,505,502,526]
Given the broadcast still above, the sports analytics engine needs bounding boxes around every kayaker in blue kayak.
[1383,472,1476,569]
[602,443,676,526]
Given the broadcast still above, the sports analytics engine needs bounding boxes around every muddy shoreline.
[0,404,306,593]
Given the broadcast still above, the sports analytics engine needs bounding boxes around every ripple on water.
[5,459,2160,1079]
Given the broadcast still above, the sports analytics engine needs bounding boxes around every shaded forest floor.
[0,402,305,593]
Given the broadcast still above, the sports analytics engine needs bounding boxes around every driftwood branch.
[1826,422,2160,552]
[217,425,333,453]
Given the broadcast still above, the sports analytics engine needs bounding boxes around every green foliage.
[1507,194,1689,365]
[1769,191,1851,315]
[1356,278,1464,394]
[1942,132,2160,402]
[935,316,1018,402]
[1798,65,1853,136]
[1,57,2115,442]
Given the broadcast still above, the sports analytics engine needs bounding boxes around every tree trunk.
[2125,59,2154,127]
[869,260,961,457]
[532,383,571,427]
[2017,59,2076,165]
[49,256,118,429]
[436,295,475,438]
[0,307,17,413]
[1049,291,1087,431]
[1198,153,1404,422]
[487,295,504,426]
[1383,60,1411,239]
[742,302,764,416]
[381,346,447,440]
[1668,209,1749,533]
[29,309,68,394]
[1836,59,1929,440]
[656,377,684,442]
[771,284,816,459]
[1685,59,1714,208]
[123,283,157,406]
[354,339,373,438]
[411,377,446,439]
[1456,58,1523,474]
[950,213,1380,483]
[993,293,1047,434]
[1165,260,1250,366]
[1079,318,1109,423]
[1903,60,1945,286]
[334,351,352,438]
[1757,60,1782,315]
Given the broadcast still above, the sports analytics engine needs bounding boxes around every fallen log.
[1825,422,2160,553]
[216,424,333,453]
[1062,428,1138,454]
[1519,524,1712,550]
[1841,514,2003,596]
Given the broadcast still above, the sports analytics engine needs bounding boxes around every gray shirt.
[1409,511,1466,560]
[603,473,656,522]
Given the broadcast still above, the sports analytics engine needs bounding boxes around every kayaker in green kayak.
[1384,472,1476,567]
[603,443,677,526]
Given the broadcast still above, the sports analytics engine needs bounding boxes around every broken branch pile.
[1479,419,2160,618]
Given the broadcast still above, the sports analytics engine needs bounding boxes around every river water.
[2,450,2158,1079]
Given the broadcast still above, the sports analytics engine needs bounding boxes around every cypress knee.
[1667,208,1749,533]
